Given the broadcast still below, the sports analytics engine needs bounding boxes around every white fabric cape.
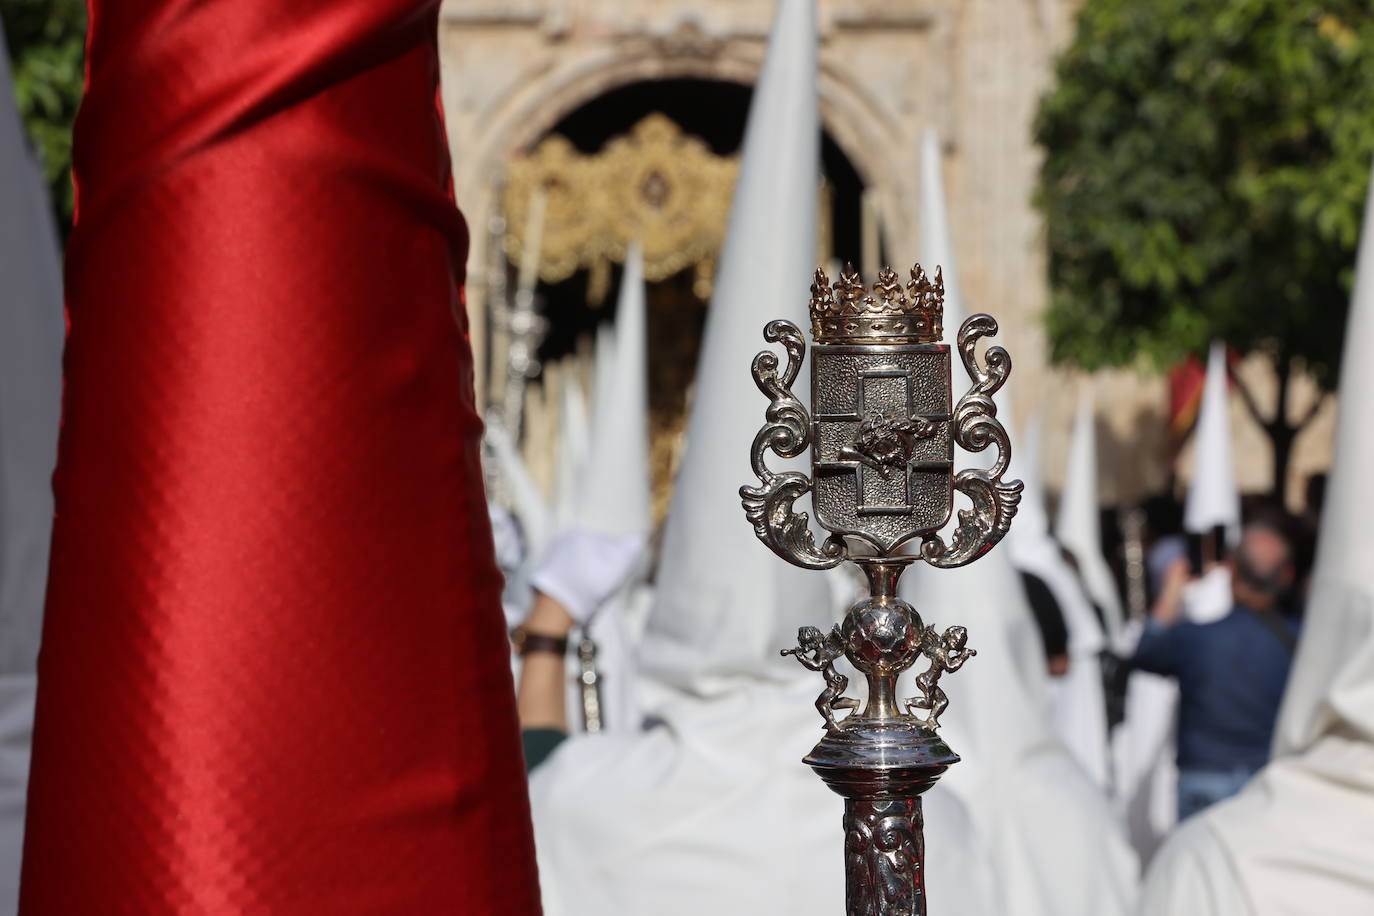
[1140,162,1374,915]
[0,15,65,909]
[1113,637,1178,862]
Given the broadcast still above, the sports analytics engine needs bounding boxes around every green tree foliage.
[3,0,85,230]
[1035,0,1374,496]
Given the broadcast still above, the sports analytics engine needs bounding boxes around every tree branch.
[1274,352,1293,433]
[1230,368,1269,429]
[1294,392,1328,431]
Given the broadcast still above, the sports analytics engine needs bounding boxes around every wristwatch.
[510,625,569,657]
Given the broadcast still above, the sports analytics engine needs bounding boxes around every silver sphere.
[841,597,923,676]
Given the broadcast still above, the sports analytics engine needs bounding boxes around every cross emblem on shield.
[810,343,954,553]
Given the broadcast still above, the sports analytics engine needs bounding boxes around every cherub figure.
[782,625,859,732]
[905,625,976,729]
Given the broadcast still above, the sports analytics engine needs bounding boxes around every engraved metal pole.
[498,187,549,441]
[741,264,1022,916]
[576,632,604,733]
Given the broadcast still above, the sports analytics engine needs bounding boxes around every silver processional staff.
[740,262,1022,916]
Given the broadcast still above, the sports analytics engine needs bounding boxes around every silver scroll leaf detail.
[740,319,847,570]
[845,798,925,916]
[920,313,1024,569]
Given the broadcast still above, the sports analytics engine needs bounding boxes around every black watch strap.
[511,626,569,657]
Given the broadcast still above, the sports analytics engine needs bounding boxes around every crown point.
[875,266,904,304]
[809,262,944,345]
[810,267,835,311]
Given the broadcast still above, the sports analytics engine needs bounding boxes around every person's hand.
[522,592,577,640]
[1151,556,1191,625]
[529,528,646,625]
[516,529,643,735]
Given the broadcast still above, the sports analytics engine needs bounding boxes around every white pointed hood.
[0,15,65,903]
[1183,341,1240,542]
[554,369,592,528]
[639,0,828,693]
[588,319,617,476]
[1006,402,1107,657]
[1055,389,1125,641]
[920,128,989,472]
[577,243,651,537]
[920,129,967,335]
[1273,176,1374,756]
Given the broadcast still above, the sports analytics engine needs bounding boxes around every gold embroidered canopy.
[503,114,739,296]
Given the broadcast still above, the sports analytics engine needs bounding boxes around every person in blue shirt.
[1132,520,1300,820]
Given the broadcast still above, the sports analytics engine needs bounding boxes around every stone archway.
[472,71,877,516]
[442,38,920,403]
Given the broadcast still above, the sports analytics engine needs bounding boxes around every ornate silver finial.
[740,262,1022,916]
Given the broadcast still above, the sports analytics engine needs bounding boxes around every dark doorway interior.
[518,78,868,516]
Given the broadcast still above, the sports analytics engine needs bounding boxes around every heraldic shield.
[740,263,1021,572]
[811,342,952,553]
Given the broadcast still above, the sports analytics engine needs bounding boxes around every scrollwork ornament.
[845,798,925,916]
[920,314,1023,569]
[739,320,847,570]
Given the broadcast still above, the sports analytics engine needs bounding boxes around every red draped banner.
[20,1,541,911]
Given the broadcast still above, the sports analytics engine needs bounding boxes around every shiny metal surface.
[576,634,603,734]
[844,797,925,916]
[739,263,1022,916]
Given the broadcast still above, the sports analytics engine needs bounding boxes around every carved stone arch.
[457,45,909,254]
[451,39,917,411]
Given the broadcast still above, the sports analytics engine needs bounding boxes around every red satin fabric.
[20,1,541,912]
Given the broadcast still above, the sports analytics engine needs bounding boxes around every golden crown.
[809,263,944,345]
